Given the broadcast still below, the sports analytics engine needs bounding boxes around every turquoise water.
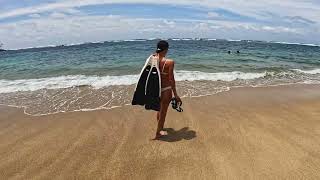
[0,39,320,115]
[1,39,320,80]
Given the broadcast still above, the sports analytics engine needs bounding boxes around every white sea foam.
[292,68,320,74]
[302,43,320,47]
[0,75,139,93]
[2,69,319,94]
[0,71,268,93]
[123,39,147,42]
[271,41,320,47]
[175,70,266,82]
[226,39,242,42]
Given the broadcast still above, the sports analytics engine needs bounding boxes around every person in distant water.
[153,40,181,139]
[236,50,240,54]
[228,50,231,54]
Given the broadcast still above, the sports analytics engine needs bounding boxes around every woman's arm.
[169,61,181,101]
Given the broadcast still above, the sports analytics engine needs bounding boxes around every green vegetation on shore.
[0,42,5,51]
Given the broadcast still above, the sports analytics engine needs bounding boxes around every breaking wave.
[0,70,267,93]
[1,69,319,93]
[292,68,320,75]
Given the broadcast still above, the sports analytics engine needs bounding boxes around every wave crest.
[175,71,266,81]
[0,71,268,93]
[0,75,138,93]
[292,68,320,74]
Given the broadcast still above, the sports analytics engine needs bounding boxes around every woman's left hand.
[175,96,182,104]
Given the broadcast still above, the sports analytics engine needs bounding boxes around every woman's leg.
[157,111,160,122]
[155,90,172,138]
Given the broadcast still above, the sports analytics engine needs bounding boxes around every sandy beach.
[1,84,320,179]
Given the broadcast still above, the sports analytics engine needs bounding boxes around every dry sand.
[0,84,320,180]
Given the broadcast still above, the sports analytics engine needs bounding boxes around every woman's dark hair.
[156,40,169,53]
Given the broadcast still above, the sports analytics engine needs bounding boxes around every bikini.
[160,58,172,92]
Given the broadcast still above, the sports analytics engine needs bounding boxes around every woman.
[154,40,181,139]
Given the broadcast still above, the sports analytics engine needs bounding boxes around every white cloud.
[50,12,68,18]
[1,0,320,23]
[0,0,319,49]
[29,14,41,18]
[207,12,220,18]
[0,14,308,49]
[163,20,176,28]
[62,8,81,15]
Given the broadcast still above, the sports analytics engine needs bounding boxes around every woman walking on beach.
[154,40,181,139]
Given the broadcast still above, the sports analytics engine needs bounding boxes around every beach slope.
[0,85,320,179]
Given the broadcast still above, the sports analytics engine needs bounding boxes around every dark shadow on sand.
[157,127,196,142]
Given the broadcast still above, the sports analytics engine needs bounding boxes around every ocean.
[0,39,320,116]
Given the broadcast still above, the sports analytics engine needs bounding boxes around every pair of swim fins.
[132,55,161,111]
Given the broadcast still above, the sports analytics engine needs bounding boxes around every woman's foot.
[152,130,168,140]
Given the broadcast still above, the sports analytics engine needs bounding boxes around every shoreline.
[1,84,320,179]
[1,83,319,117]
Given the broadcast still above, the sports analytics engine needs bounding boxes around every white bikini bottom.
[161,86,172,92]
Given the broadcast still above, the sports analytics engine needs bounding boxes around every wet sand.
[0,84,320,179]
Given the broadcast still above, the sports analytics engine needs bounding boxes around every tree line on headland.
[0,42,5,51]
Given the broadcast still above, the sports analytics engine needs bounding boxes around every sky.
[0,0,319,49]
